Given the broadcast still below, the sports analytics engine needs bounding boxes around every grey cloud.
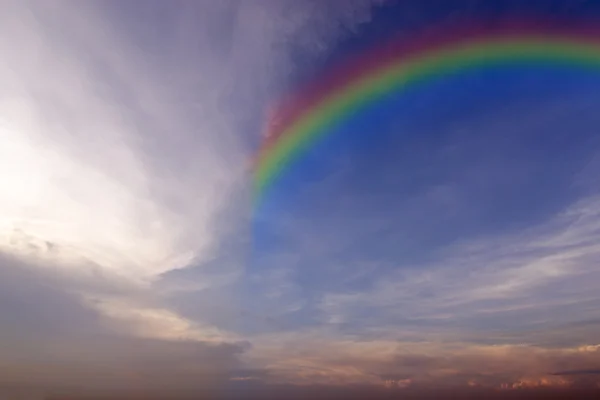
[0,251,247,394]
[0,253,104,340]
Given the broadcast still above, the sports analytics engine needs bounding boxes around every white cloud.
[0,0,383,394]
[0,0,381,282]
[0,1,200,280]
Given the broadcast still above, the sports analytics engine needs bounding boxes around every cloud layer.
[2,0,600,398]
[0,0,383,397]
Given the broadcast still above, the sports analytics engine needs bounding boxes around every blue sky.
[1,0,600,398]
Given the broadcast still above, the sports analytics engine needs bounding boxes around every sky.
[1,0,600,399]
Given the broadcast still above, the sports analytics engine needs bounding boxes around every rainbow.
[253,19,600,202]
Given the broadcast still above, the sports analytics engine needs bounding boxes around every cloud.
[238,329,600,390]
[0,0,385,397]
[150,0,384,332]
[0,0,204,280]
[0,251,247,395]
[1,0,379,281]
[314,194,600,340]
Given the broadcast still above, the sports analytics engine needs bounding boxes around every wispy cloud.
[0,0,382,396]
[317,194,600,338]
[240,329,600,388]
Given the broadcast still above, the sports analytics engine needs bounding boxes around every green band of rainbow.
[254,24,600,203]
